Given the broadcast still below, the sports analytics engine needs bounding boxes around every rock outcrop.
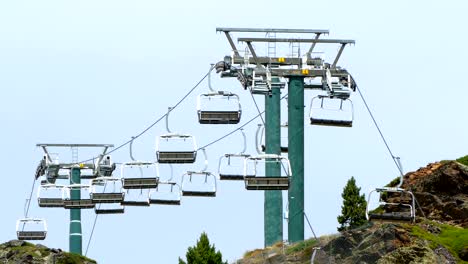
[0,240,96,264]
[237,159,468,264]
[402,161,468,227]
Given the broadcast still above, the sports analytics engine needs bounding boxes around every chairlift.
[366,157,416,223]
[63,184,95,209]
[150,181,182,205]
[181,149,217,197]
[244,154,291,190]
[309,95,354,127]
[181,171,217,197]
[121,189,150,207]
[366,187,416,223]
[16,218,47,240]
[218,128,252,180]
[37,184,65,208]
[90,177,124,203]
[156,107,197,163]
[197,65,242,124]
[121,162,159,189]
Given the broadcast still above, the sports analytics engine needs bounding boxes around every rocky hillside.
[237,158,468,264]
[0,240,96,264]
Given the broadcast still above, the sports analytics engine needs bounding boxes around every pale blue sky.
[1,0,467,263]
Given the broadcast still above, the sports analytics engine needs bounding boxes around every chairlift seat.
[219,174,246,181]
[122,178,159,189]
[91,192,125,203]
[17,231,47,240]
[120,200,150,207]
[149,182,181,205]
[182,190,216,197]
[38,198,64,208]
[310,117,353,127]
[95,208,125,214]
[157,151,197,163]
[244,176,289,190]
[198,111,241,124]
[149,198,181,205]
[368,212,414,222]
[80,174,99,179]
[63,199,95,209]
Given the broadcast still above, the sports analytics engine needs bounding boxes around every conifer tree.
[179,232,227,264]
[337,176,368,231]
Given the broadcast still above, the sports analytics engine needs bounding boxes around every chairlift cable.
[23,177,37,223]
[85,181,108,256]
[197,93,288,150]
[197,111,264,150]
[78,66,215,164]
[356,87,402,175]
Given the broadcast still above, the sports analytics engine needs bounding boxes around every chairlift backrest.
[244,154,292,177]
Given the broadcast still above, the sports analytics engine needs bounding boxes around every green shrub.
[286,238,317,255]
[456,155,468,166]
[411,222,468,263]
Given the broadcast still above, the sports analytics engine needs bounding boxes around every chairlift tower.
[36,143,114,255]
[216,28,356,245]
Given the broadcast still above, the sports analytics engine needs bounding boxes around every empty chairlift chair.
[309,70,354,127]
[218,153,251,180]
[150,181,182,205]
[121,189,150,207]
[197,65,242,124]
[90,177,125,203]
[366,187,416,223]
[16,218,47,240]
[181,148,216,197]
[197,92,242,124]
[244,154,291,190]
[156,107,197,163]
[121,162,159,189]
[257,124,288,154]
[37,184,65,208]
[366,157,416,223]
[309,96,354,127]
[63,184,95,209]
[181,171,217,197]
[218,128,253,180]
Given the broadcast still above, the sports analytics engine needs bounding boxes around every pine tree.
[179,232,227,264]
[337,176,368,232]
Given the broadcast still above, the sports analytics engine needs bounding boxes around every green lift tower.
[215,27,355,245]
